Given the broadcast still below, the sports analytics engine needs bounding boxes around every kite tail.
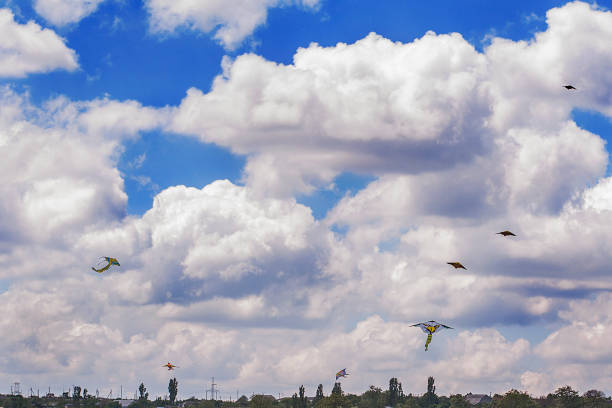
[425,333,432,351]
[92,263,111,273]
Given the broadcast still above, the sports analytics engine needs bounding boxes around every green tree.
[583,390,607,408]
[553,386,580,408]
[420,377,438,407]
[448,394,470,408]
[388,378,400,407]
[292,393,298,408]
[139,383,149,401]
[299,386,307,408]
[169,378,178,404]
[397,383,405,404]
[399,395,419,408]
[491,390,535,408]
[319,388,349,408]
[313,385,324,407]
[250,395,274,408]
[73,387,82,400]
[360,386,384,408]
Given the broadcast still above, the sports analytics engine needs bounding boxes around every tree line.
[2,377,610,408]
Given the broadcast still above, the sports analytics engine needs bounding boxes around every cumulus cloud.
[0,88,168,271]
[0,8,78,77]
[146,0,321,50]
[33,0,106,26]
[171,32,491,196]
[4,0,612,398]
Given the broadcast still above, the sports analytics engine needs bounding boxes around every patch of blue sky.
[4,0,603,110]
[3,0,226,107]
[297,172,375,220]
[572,108,612,175]
[118,131,245,215]
[0,278,9,294]
[330,223,349,238]
[257,0,571,66]
[377,236,402,253]
[496,322,561,350]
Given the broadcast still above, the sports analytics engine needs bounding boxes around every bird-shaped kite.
[162,362,178,371]
[447,262,467,270]
[411,321,453,351]
[91,257,120,273]
[335,369,349,380]
[496,230,516,237]
[563,85,576,90]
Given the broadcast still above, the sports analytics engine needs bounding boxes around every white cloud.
[34,0,106,26]
[536,293,612,364]
[0,88,167,270]
[0,8,78,77]
[146,0,321,50]
[171,32,491,196]
[4,0,612,398]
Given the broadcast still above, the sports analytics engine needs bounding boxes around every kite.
[335,369,349,380]
[91,257,120,273]
[162,362,178,371]
[563,85,576,90]
[411,321,453,351]
[496,230,516,237]
[447,262,467,270]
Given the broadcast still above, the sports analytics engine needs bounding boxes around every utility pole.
[120,385,123,400]
[210,378,217,400]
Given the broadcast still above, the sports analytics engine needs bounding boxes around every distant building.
[464,393,492,405]
[261,395,276,402]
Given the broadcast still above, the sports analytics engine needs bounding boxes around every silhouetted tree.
[168,378,178,404]
[387,377,400,407]
[553,386,580,408]
[491,390,535,408]
[359,386,384,408]
[448,394,470,408]
[250,396,274,408]
[299,386,307,408]
[319,386,349,408]
[313,385,324,407]
[420,377,438,407]
[139,383,149,401]
[583,390,607,408]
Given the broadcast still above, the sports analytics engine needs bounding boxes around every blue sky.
[2,0,612,400]
[4,0,611,217]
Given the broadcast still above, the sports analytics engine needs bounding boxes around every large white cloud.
[171,32,491,196]
[33,0,107,26]
[170,2,612,199]
[146,0,321,50]
[0,88,168,275]
[0,8,78,77]
[4,0,612,399]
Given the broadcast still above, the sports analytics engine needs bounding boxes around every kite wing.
[92,257,120,273]
[335,369,347,380]
[411,323,433,334]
